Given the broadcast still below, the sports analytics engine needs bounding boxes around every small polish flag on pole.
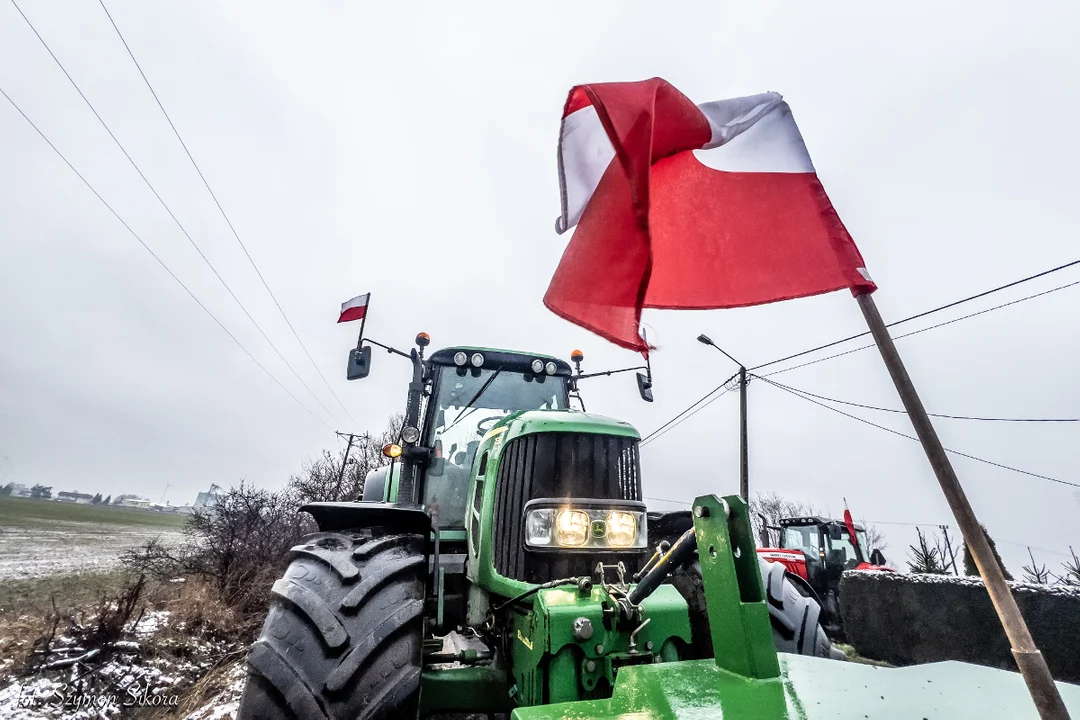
[337,293,370,323]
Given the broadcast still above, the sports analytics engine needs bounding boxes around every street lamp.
[697,333,749,503]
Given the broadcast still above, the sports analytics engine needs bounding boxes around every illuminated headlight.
[453,352,468,366]
[545,361,557,375]
[523,500,647,550]
[470,353,485,367]
[531,359,545,373]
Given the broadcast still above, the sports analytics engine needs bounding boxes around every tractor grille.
[492,432,647,583]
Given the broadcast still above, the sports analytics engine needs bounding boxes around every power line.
[751,260,1080,372]
[755,374,1080,489]
[0,84,333,433]
[763,378,1079,423]
[639,370,740,446]
[759,279,1080,377]
[96,0,358,429]
[10,0,345,430]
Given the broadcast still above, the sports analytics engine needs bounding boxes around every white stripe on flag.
[693,98,815,174]
[341,293,369,312]
[557,106,616,234]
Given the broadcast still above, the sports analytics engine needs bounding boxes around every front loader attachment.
[511,495,1080,720]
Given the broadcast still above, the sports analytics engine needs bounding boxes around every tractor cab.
[419,347,573,530]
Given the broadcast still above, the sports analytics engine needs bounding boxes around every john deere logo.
[591,520,606,538]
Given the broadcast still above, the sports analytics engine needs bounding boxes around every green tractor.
[235,335,1080,719]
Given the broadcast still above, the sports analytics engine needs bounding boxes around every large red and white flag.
[547,78,876,351]
[337,293,370,323]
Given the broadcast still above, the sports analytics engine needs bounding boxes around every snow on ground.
[183,663,246,720]
[846,569,1080,597]
[0,522,184,581]
[0,608,243,719]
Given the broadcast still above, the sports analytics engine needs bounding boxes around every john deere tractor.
[235,335,1080,719]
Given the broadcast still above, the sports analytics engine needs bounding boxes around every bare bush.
[288,414,403,504]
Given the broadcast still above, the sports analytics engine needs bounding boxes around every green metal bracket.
[691,494,780,679]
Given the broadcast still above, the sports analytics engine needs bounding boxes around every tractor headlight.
[471,353,485,367]
[531,359,545,373]
[606,510,638,547]
[544,361,558,375]
[523,500,647,550]
[453,352,468,366]
[555,510,589,546]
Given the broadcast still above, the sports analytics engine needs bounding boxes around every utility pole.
[336,433,356,487]
[739,367,749,502]
[697,334,748,502]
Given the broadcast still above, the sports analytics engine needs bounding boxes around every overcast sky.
[1,0,1077,575]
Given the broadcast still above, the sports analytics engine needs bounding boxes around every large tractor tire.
[235,530,427,720]
[672,558,844,661]
[758,558,845,660]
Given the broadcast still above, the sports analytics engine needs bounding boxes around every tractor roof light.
[416,332,430,347]
[470,352,485,367]
[382,443,402,459]
[453,351,468,366]
[531,359,545,374]
[545,361,557,375]
[570,349,584,363]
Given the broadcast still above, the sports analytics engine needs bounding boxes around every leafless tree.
[288,414,403,504]
[1058,547,1080,586]
[1021,547,1052,584]
[749,491,819,547]
[907,528,947,574]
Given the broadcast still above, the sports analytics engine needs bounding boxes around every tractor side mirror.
[870,548,887,566]
[347,346,372,380]
[636,372,654,402]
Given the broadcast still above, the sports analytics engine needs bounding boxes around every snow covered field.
[0,522,185,581]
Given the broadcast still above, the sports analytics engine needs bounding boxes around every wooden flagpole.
[856,292,1069,720]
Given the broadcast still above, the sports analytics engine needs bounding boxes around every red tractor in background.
[756,510,894,641]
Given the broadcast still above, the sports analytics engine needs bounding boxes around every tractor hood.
[483,408,640,449]
[511,654,1080,719]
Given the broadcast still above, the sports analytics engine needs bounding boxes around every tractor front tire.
[235,530,426,720]
[672,558,844,661]
[759,558,845,660]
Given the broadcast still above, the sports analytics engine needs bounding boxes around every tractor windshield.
[422,366,568,528]
[824,526,868,569]
[781,525,823,557]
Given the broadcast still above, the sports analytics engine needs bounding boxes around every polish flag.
[547,78,876,352]
[337,293,370,323]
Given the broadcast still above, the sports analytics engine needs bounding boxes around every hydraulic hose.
[627,528,697,605]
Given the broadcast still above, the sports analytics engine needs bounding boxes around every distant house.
[56,491,94,504]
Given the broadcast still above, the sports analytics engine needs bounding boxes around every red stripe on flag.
[337,306,367,323]
[644,155,873,308]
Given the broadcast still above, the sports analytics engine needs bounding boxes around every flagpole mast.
[855,292,1069,720]
[355,296,370,351]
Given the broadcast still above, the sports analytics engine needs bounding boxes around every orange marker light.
[382,443,403,458]
[416,332,431,347]
[571,350,584,362]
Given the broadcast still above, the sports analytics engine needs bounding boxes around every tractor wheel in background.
[671,558,844,661]
[235,530,426,720]
[758,558,845,660]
